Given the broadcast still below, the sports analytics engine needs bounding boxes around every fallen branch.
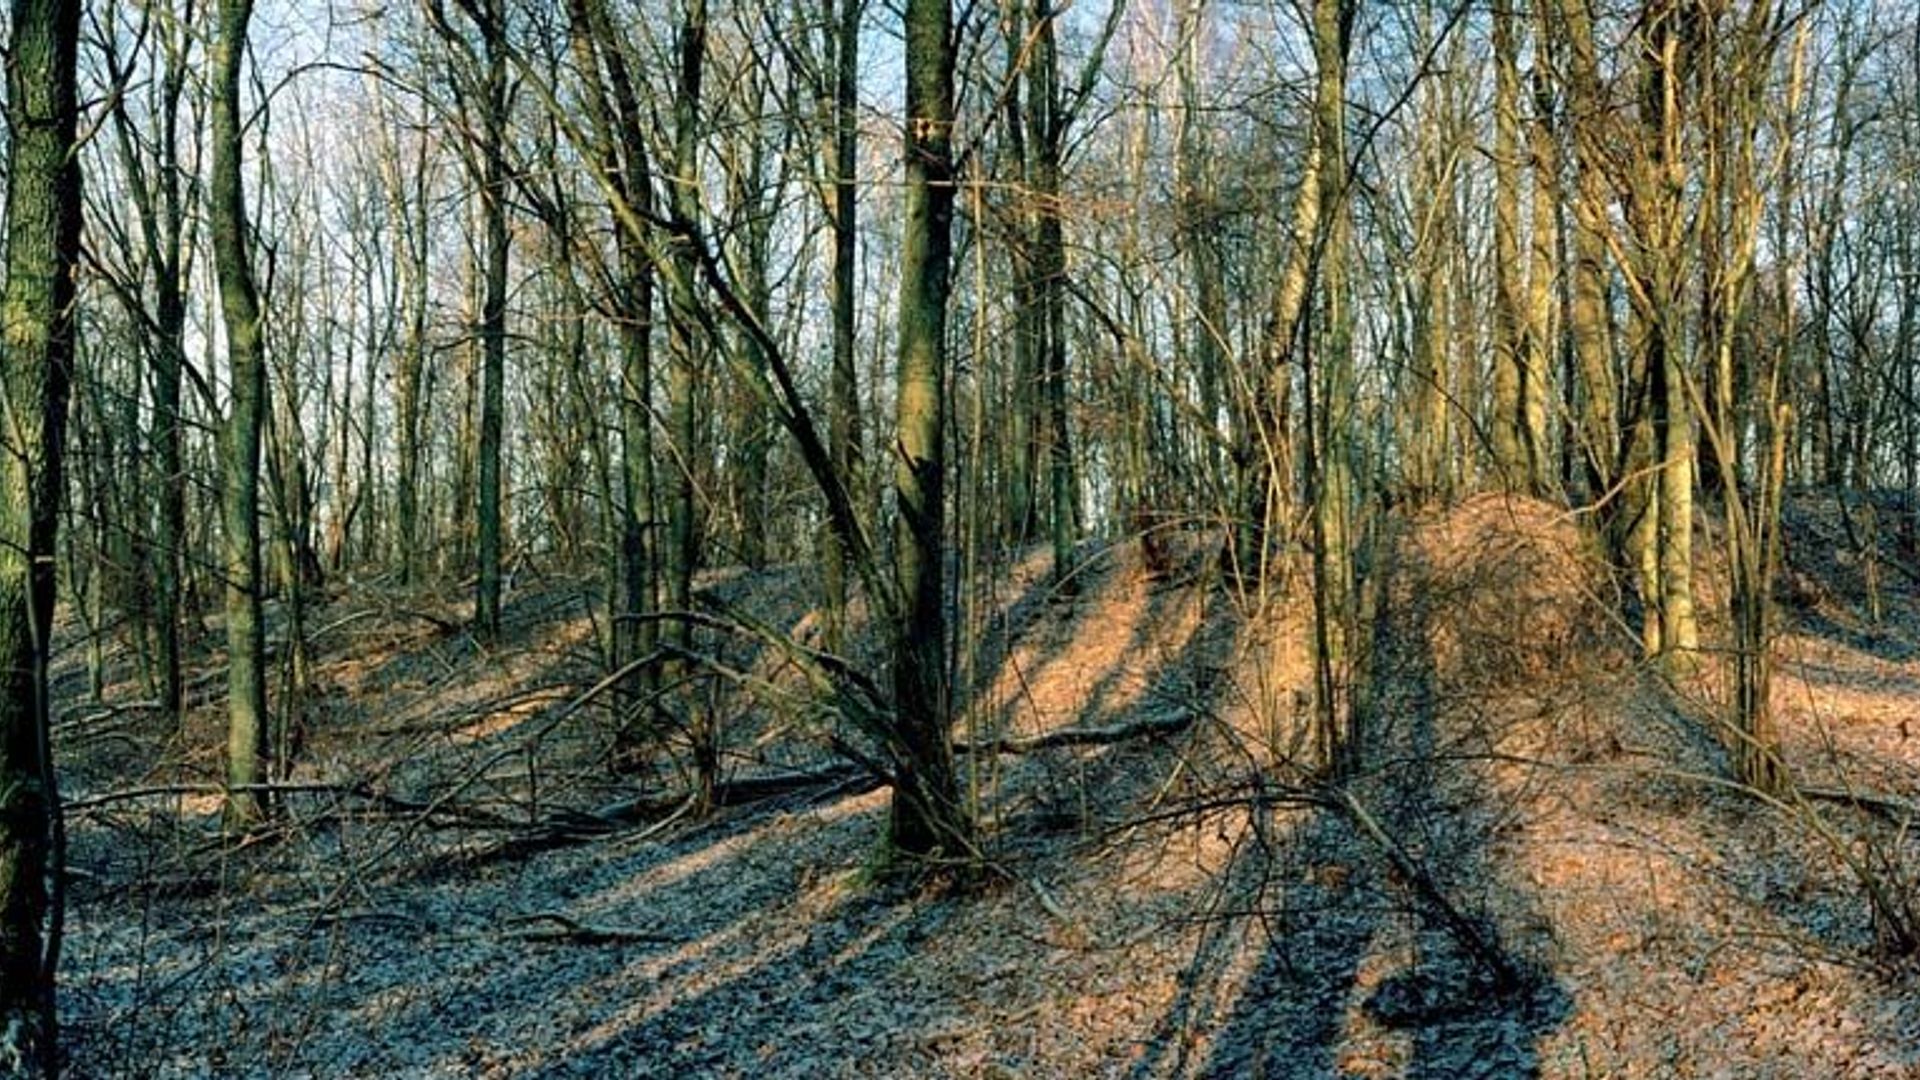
[1331,785,1528,995]
[716,764,875,804]
[53,700,162,737]
[954,711,1193,756]
[397,608,465,635]
[63,780,520,831]
[1802,786,1920,823]
[502,911,677,946]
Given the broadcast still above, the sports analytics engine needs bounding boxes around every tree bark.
[890,0,970,860]
[473,0,510,641]
[1303,0,1356,778]
[822,0,864,652]
[105,5,192,724]
[0,0,79,1068]
[1026,0,1077,593]
[212,0,272,826]
[569,0,663,759]
[665,0,713,806]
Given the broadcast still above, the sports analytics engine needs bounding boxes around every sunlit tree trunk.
[1490,0,1545,494]
[1302,0,1356,776]
[1525,53,1558,496]
[1645,0,1698,660]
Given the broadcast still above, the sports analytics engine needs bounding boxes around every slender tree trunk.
[1002,0,1038,548]
[822,0,864,652]
[1525,58,1558,495]
[1028,0,1076,593]
[1407,6,1456,505]
[724,122,776,569]
[1557,0,1623,547]
[392,114,431,586]
[663,0,713,806]
[105,5,191,724]
[1490,1,1539,493]
[1647,2,1699,659]
[1176,0,1227,508]
[1241,3,1329,584]
[1303,0,1356,777]
[563,0,662,755]
[473,0,510,641]
[212,0,272,826]
[0,0,79,1068]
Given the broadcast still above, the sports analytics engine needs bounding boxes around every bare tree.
[211,0,272,824]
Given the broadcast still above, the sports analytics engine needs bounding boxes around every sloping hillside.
[53,495,1920,1077]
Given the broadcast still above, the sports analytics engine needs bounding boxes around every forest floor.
[50,493,1920,1078]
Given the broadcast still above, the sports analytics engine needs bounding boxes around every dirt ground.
[52,494,1920,1077]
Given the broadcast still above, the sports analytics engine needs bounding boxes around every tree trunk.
[1303,0,1356,777]
[104,4,191,724]
[822,0,864,652]
[473,0,510,641]
[392,108,432,587]
[890,0,970,860]
[1028,0,1076,593]
[1646,1,1699,659]
[0,0,78,1068]
[668,0,713,806]
[1490,1,1543,493]
[1176,0,1227,509]
[212,0,272,827]
[564,0,663,760]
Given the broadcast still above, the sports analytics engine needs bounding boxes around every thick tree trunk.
[890,0,970,860]
[0,0,78,1069]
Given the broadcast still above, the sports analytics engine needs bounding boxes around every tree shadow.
[1158,525,1569,1079]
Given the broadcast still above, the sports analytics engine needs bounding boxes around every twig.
[1802,786,1920,823]
[1330,785,1528,994]
[954,710,1193,756]
[501,911,676,946]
